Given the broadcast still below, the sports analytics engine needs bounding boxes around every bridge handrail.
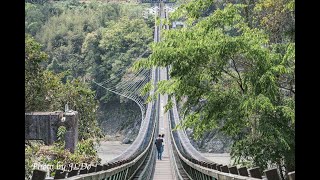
[137,87,161,180]
[35,68,159,180]
[171,96,215,163]
[65,123,155,180]
[107,68,157,163]
[169,97,297,180]
[64,87,158,179]
[166,111,185,180]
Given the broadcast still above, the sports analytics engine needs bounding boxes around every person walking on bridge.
[161,134,165,156]
[155,134,164,160]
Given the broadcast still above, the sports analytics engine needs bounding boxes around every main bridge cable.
[93,47,152,120]
[101,70,150,102]
[96,59,151,117]
[93,79,149,121]
[76,2,172,178]
[92,35,157,165]
[106,67,157,164]
[102,69,151,116]
[51,5,159,180]
[99,48,150,86]
[107,69,150,93]
[93,81,147,121]
[107,2,162,175]
[95,73,148,106]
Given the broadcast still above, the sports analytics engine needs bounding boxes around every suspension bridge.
[30,1,295,180]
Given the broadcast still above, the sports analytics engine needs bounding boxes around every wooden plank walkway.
[153,156,174,180]
[153,67,174,180]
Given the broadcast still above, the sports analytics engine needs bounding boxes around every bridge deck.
[153,67,174,180]
[154,156,174,180]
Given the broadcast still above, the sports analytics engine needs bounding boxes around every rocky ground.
[96,99,143,163]
[186,126,233,165]
[97,100,233,165]
[186,128,233,153]
[176,100,233,154]
[201,152,232,165]
[96,141,131,164]
[98,100,142,144]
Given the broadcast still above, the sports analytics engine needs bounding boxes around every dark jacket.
[155,137,163,149]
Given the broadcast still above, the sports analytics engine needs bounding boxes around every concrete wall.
[63,111,79,153]
[25,111,78,153]
[25,111,64,145]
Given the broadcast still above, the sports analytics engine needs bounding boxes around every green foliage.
[25,0,50,4]
[34,139,100,179]
[254,0,295,43]
[61,79,103,140]
[44,71,103,140]
[56,126,67,147]
[25,1,151,179]
[25,34,49,112]
[25,141,43,180]
[75,139,97,157]
[32,1,122,77]
[140,81,153,96]
[25,3,45,35]
[93,16,152,102]
[26,1,153,104]
[25,2,64,35]
[25,35,102,140]
[137,1,295,177]
[25,35,102,180]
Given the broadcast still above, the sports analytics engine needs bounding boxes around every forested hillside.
[25,0,153,179]
[25,0,153,133]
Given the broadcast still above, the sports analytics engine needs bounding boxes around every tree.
[25,3,45,36]
[51,75,103,140]
[26,1,153,103]
[25,34,49,111]
[254,0,295,43]
[136,1,294,178]
[93,17,153,103]
[25,34,102,140]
